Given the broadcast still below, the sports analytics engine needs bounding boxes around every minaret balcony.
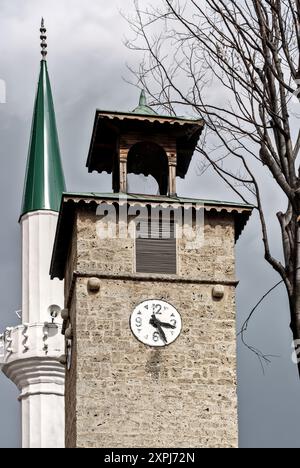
[0,323,64,369]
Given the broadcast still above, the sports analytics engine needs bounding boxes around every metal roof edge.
[95,109,204,125]
[60,192,254,210]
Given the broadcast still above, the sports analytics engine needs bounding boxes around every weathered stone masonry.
[61,203,244,448]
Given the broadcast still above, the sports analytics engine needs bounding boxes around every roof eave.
[95,109,204,125]
[50,193,253,280]
[86,110,205,173]
[86,110,100,171]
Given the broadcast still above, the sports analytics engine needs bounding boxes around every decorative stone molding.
[0,323,64,363]
[3,355,65,448]
[1,323,65,448]
[3,358,65,400]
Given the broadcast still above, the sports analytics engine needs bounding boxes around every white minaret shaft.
[0,20,66,449]
[22,211,64,323]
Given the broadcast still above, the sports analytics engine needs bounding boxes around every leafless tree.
[125,0,300,374]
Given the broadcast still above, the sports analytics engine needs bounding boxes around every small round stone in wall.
[87,277,101,293]
[212,285,225,300]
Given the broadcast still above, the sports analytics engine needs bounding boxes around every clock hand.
[149,315,168,344]
[150,314,175,330]
[149,315,158,328]
[157,321,176,330]
[156,322,167,344]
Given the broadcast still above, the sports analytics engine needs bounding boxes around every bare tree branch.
[126,0,300,375]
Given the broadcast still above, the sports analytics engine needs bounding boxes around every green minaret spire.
[21,19,66,218]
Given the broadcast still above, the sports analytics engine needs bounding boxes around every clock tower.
[51,92,252,448]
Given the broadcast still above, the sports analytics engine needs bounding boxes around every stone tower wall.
[65,206,238,448]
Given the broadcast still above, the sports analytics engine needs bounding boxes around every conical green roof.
[132,90,158,116]
[21,60,66,218]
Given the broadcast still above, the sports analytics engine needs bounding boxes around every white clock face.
[130,300,182,347]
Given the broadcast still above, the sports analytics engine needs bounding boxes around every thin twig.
[238,279,284,373]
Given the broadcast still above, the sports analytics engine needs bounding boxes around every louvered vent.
[136,218,177,274]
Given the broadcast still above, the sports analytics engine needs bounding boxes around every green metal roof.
[60,191,254,209]
[132,90,158,116]
[95,90,202,123]
[20,60,66,218]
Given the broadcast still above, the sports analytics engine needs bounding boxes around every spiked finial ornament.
[139,90,147,107]
[40,18,47,60]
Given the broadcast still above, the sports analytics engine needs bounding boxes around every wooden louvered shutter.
[136,219,177,274]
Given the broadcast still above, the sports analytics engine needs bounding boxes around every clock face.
[130,300,182,347]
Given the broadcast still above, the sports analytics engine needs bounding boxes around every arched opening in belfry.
[127,142,169,196]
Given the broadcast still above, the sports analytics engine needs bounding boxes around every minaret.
[0,20,66,448]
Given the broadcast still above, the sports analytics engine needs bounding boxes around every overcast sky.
[1,0,300,448]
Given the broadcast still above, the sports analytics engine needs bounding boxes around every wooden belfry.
[86,91,204,196]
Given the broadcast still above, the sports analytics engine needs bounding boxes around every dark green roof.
[21,60,66,218]
[132,90,158,116]
[95,109,202,123]
[95,90,202,123]
[59,191,254,209]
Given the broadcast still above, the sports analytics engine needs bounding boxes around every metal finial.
[40,18,47,60]
[139,90,147,107]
